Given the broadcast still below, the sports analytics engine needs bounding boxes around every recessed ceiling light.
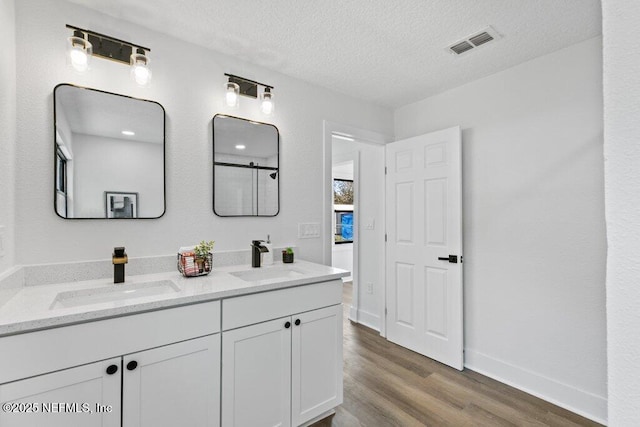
[235,144,246,150]
[122,130,135,136]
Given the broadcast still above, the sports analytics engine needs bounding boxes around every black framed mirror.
[53,84,166,219]
[213,114,280,217]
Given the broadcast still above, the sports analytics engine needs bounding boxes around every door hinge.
[385,233,387,242]
[385,307,387,315]
[385,166,387,175]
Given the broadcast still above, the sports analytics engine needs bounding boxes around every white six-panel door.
[385,126,463,370]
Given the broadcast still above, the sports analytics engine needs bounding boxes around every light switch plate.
[298,223,320,239]
[363,218,375,230]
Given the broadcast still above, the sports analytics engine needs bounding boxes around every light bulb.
[130,49,152,86]
[260,88,274,115]
[67,34,92,73]
[132,64,151,86]
[225,81,240,107]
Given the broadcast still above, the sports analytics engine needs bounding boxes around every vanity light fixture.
[224,78,240,108]
[67,30,92,72]
[130,48,152,86]
[224,73,275,115]
[66,25,152,86]
[260,87,274,115]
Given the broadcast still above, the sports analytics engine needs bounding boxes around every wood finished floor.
[312,282,601,427]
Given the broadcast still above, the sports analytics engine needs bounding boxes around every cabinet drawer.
[222,280,342,330]
[0,300,220,384]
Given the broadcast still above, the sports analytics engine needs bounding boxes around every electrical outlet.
[363,218,375,230]
[366,282,373,294]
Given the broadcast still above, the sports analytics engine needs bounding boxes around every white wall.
[602,1,640,424]
[333,139,385,330]
[0,0,16,274]
[394,37,606,422]
[13,0,393,264]
[72,134,164,218]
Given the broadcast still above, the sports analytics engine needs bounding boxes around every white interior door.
[385,126,463,370]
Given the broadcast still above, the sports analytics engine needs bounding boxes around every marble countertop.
[0,260,349,337]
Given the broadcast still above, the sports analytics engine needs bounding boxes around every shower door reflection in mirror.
[213,114,279,216]
[53,84,165,219]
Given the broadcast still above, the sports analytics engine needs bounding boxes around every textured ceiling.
[66,0,602,108]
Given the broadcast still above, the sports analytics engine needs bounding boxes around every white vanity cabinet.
[222,317,292,426]
[0,357,122,427]
[0,301,221,427]
[122,334,220,427]
[221,280,343,427]
[291,304,342,426]
[0,267,346,427]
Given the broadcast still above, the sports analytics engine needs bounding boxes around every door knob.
[294,319,301,326]
[126,360,138,371]
[284,321,291,329]
[438,255,458,263]
[106,364,118,375]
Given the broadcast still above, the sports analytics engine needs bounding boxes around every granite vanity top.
[0,260,349,336]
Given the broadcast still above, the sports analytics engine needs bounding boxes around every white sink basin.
[230,267,305,282]
[50,280,180,309]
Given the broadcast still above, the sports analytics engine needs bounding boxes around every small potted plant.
[194,240,215,273]
[282,247,294,263]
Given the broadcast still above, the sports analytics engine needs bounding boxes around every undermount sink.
[230,267,305,282]
[50,280,180,310]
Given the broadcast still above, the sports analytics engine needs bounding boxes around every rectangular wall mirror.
[54,84,166,219]
[213,114,279,216]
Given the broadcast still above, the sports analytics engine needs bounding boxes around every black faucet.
[113,247,128,283]
[251,240,269,268]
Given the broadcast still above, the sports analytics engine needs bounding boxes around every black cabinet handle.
[294,319,301,326]
[284,321,291,329]
[126,360,138,371]
[106,364,118,375]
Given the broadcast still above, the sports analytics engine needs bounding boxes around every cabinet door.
[122,334,220,427]
[0,358,121,427]
[291,305,343,426]
[222,317,292,427]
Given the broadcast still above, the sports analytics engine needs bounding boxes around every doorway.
[331,159,355,282]
[323,121,387,331]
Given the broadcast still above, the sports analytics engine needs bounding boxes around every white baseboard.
[464,349,607,425]
[349,305,358,323]
[353,308,380,332]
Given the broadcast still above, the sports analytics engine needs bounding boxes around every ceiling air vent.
[447,26,501,56]
[450,41,474,55]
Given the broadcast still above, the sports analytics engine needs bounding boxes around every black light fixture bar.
[224,73,274,99]
[66,24,150,65]
[214,161,278,171]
